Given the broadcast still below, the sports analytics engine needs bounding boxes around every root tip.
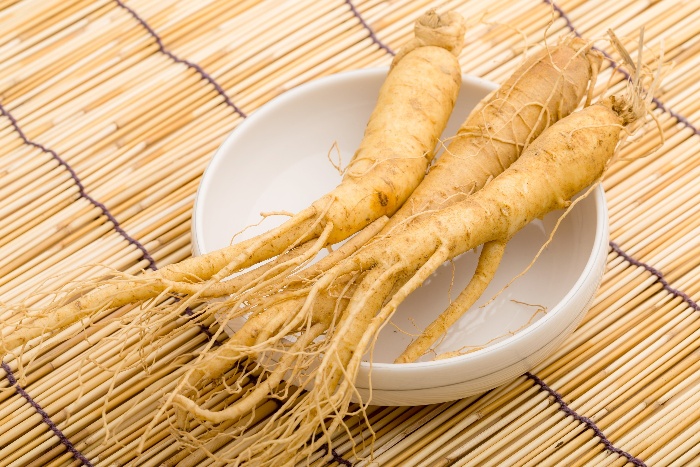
[392,9,467,66]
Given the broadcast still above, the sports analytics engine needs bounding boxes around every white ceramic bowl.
[192,69,609,406]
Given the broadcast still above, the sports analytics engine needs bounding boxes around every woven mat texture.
[1,0,699,465]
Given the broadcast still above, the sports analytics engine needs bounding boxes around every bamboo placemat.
[1,0,699,465]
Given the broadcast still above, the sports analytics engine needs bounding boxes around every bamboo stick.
[0,0,89,47]
[352,403,454,467]
[650,418,700,466]
[0,4,135,102]
[337,406,420,463]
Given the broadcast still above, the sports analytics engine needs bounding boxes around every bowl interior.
[372,193,599,364]
[193,68,603,373]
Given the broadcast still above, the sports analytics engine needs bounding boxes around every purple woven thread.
[0,102,152,463]
[113,0,247,119]
[331,448,353,467]
[592,48,699,136]
[345,0,395,56]
[543,0,582,37]
[526,372,647,467]
[1,362,95,466]
[322,444,353,466]
[544,0,700,136]
[0,103,157,271]
[183,306,219,344]
[610,242,700,311]
[115,0,231,339]
[0,101,217,459]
